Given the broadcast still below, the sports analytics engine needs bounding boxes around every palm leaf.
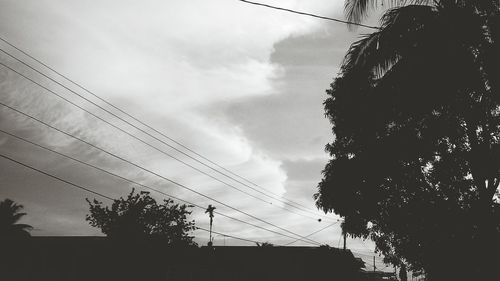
[0,199,32,237]
[341,5,438,78]
[344,0,435,24]
[11,223,33,231]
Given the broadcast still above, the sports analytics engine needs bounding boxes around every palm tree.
[316,0,500,279]
[341,0,498,82]
[0,199,32,238]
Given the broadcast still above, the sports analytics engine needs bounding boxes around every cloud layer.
[0,0,384,261]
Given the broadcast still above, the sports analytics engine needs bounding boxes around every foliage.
[316,0,500,279]
[86,189,196,245]
[255,242,274,247]
[0,198,32,238]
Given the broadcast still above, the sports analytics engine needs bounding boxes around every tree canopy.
[0,198,32,238]
[315,1,500,280]
[255,242,274,247]
[86,189,196,245]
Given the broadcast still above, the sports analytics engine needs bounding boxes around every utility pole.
[341,217,346,251]
[343,231,346,250]
[205,204,216,246]
[373,256,376,272]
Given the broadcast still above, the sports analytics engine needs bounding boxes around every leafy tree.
[315,0,500,279]
[86,189,196,245]
[0,198,32,238]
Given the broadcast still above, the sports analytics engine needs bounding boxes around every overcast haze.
[0,0,388,269]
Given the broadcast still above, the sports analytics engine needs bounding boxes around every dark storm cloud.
[281,158,326,182]
[280,158,327,207]
[206,25,360,160]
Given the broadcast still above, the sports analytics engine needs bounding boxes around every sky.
[0,0,389,270]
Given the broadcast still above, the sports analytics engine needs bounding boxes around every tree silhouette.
[205,204,216,246]
[315,1,500,280]
[0,198,32,238]
[86,189,196,245]
[255,242,274,247]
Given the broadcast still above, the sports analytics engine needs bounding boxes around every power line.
[0,45,333,223]
[284,221,340,246]
[351,251,384,258]
[195,226,262,245]
[0,51,270,208]
[0,58,324,225]
[0,153,114,201]
[350,250,387,265]
[0,128,317,244]
[237,0,380,30]
[0,101,321,246]
[379,264,392,271]
[0,34,329,219]
[352,252,386,264]
[0,148,271,245]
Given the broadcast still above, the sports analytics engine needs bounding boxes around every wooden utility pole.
[205,204,216,246]
[343,231,346,250]
[373,256,376,272]
[341,217,346,250]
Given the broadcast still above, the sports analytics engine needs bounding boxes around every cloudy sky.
[0,0,388,269]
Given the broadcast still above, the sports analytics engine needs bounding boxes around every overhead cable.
[0,153,114,201]
[0,35,325,218]
[195,226,263,245]
[0,35,333,220]
[237,0,380,30]
[0,46,333,222]
[0,128,317,244]
[0,150,269,245]
[284,221,340,246]
[0,100,321,246]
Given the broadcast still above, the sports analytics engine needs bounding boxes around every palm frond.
[0,198,32,237]
[9,212,27,224]
[341,4,438,78]
[344,0,436,25]
[11,223,33,232]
